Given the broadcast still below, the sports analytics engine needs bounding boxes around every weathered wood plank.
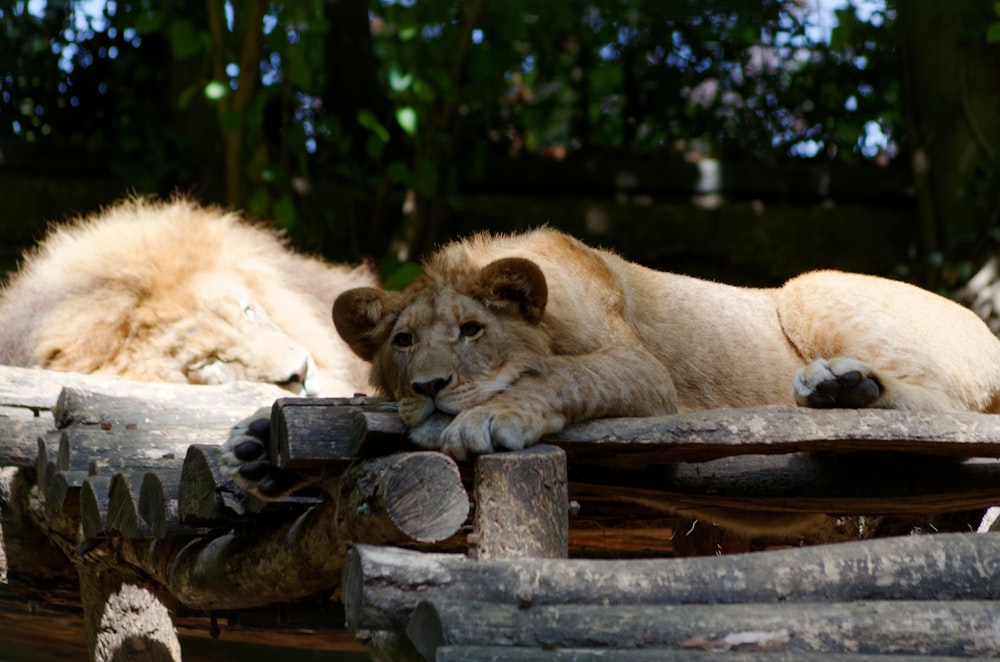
[342,533,1000,631]
[408,599,1000,659]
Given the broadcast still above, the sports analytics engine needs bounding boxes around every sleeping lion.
[0,197,374,396]
[224,227,1000,498]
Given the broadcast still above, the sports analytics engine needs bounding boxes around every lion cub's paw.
[437,407,548,461]
[219,406,303,498]
[794,357,882,409]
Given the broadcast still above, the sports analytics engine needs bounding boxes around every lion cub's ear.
[333,288,399,361]
[476,257,548,323]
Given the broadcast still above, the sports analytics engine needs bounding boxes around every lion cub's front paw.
[219,406,303,498]
[437,406,553,461]
[794,357,882,408]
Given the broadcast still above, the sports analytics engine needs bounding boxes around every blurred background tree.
[2,0,998,290]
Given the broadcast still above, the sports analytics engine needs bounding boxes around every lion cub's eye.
[392,332,413,348]
[459,321,484,340]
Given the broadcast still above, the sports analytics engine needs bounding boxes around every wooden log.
[0,364,286,413]
[334,405,1000,465]
[59,428,221,474]
[432,647,975,661]
[80,476,114,539]
[54,384,283,430]
[271,397,399,466]
[78,567,181,662]
[0,418,55,468]
[407,599,1000,659]
[139,470,184,539]
[470,445,568,560]
[44,467,87,520]
[178,444,249,524]
[107,472,151,538]
[342,532,1000,631]
[125,452,468,610]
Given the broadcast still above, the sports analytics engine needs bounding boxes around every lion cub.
[223,228,1000,496]
[331,228,1000,459]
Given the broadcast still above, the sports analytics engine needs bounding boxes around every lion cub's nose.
[412,376,452,397]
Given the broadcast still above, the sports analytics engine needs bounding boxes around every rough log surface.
[471,444,568,560]
[340,405,1000,464]
[434,647,976,661]
[408,599,1000,659]
[123,452,466,610]
[79,568,182,662]
[343,532,1000,631]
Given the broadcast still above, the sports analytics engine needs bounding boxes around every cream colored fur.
[0,197,374,396]
[334,228,1000,462]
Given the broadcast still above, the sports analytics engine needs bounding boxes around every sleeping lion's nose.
[412,376,452,397]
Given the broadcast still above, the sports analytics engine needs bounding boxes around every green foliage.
[1,0,903,254]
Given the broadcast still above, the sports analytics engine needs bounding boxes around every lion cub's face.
[334,258,551,427]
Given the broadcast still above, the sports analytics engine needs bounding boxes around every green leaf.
[988,23,1000,43]
[399,25,418,41]
[396,106,418,136]
[413,157,438,196]
[168,20,203,58]
[366,134,386,160]
[204,80,229,101]
[358,110,390,143]
[387,160,413,186]
[388,67,413,93]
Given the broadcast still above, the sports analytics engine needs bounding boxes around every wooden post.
[470,444,568,560]
[78,567,181,662]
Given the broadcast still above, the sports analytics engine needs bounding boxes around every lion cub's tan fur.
[335,228,1000,463]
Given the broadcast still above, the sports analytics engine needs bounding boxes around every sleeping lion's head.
[334,257,552,426]
[0,198,374,396]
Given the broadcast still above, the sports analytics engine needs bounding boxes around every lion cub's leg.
[437,344,679,459]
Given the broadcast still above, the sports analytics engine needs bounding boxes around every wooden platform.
[2,364,999,660]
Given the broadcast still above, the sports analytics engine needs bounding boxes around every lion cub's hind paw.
[219,406,304,498]
[794,357,882,409]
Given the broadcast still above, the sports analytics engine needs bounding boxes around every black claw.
[247,417,271,439]
[238,461,271,481]
[233,439,265,461]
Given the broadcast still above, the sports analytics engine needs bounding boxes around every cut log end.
[383,452,469,543]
